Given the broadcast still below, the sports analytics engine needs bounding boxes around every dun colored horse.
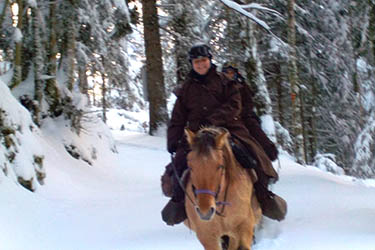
[184,127,262,250]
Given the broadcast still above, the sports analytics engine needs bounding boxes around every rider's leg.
[161,148,188,225]
[231,140,287,221]
[253,170,287,221]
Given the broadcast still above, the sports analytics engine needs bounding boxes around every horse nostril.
[195,206,215,221]
[209,207,215,216]
[195,206,200,214]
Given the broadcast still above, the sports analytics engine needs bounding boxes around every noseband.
[191,166,231,215]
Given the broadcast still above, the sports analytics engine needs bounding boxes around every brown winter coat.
[167,65,278,180]
[237,82,278,161]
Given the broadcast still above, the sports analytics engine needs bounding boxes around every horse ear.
[185,128,196,147]
[216,130,229,149]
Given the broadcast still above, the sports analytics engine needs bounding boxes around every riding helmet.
[188,44,212,61]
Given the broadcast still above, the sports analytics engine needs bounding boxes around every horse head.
[185,127,232,221]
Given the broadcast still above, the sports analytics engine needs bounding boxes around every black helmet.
[222,61,239,72]
[222,61,245,83]
[188,44,212,61]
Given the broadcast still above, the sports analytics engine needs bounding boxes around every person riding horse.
[161,44,287,225]
[221,61,279,162]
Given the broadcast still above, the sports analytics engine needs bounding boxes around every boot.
[254,182,287,221]
[161,178,187,226]
[161,198,187,226]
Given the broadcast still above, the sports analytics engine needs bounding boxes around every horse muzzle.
[195,206,216,221]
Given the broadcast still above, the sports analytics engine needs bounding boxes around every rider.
[221,61,278,162]
[221,62,286,221]
[161,44,286,226]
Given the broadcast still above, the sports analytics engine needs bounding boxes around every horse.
[183,127,262,250]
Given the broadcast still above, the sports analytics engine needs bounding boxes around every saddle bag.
[161,162,191,198]
[161,163,174,197]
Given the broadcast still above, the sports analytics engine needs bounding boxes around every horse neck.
[222,142,242,184]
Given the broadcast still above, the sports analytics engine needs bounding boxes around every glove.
[167,140,180,154]
[264,143,278,161]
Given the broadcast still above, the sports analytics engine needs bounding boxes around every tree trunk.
[369,0,375,65]
[244,18,277,142]
[171,6,190,87]
[66,18,76,92]
[244,20,273,116]
[142,0,168,135]
[307,71,317,162]
[78,65,90,105]
[300,91,308,162]
[275,64,284,127]
[60,1,77,92]
[175,35,190,87]
[0,0,9,30]
[288,0,305,164]
[31,2,43,126]
[10,0,24,89]
[45,0,61,116]
[101,71,107,124]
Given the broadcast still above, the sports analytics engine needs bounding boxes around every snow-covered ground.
[1,127,375,250]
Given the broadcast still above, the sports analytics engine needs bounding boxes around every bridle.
[171,152,231,217]
[191,165,231,216]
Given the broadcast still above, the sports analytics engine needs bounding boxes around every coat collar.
[188,64,218,83]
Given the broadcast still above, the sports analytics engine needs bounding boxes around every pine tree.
[0,0,10,29]
[10,0,24,89]
[31,0,44,126]
[142,0,168,135]
[287,0,304,163]
[45,0,62,116]
[369,0,375,65]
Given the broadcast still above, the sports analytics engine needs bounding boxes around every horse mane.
[191,128,217,156]
[192,127,239,182]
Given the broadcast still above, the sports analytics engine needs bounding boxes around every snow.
[113,0,131,22]
[13,28,23,43]
[1,77,375,249]
[1,109,375,249]
[27,0,37,8]
[260,114,277,143]
[312,153,345,175]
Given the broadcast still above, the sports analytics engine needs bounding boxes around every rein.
[170,154,196,207]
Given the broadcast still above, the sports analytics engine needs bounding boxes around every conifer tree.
[10,0,24,89]
[31,0,44,125]
[142,0,168,135]
[287,0,305,164]
[45,0,62,116]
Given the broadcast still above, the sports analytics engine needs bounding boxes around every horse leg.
[237,222,255,250]
[197,233,222,250]
[227,236,240,250]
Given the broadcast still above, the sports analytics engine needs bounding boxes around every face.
[223,69,236,80]
[192,57,211,75]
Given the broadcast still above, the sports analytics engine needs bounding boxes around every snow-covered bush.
[0,80,45,191]
[351,113,375,178]
[313,153,345,175]
[0,79,118,191]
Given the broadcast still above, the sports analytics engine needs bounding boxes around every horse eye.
[217,165,224,170]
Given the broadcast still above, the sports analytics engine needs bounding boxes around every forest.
[1,0,375,192]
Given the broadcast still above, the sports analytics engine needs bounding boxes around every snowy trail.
[1,131,375,250]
